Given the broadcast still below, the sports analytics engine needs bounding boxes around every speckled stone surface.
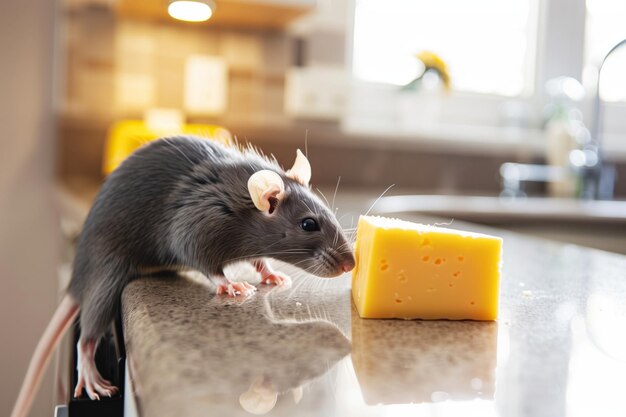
[122,268,352,417]
[122,214,626,417]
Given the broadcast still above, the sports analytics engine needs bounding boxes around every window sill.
[341,122,545,157]
[341,121,626,162]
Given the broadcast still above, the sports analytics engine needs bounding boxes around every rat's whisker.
[302,200,315,216]
[331,176,341,213]
[335,241,354,252]
[336,212,354,225]
[364,184,395,217]
[225,250,311,264]
[316,188,331,208]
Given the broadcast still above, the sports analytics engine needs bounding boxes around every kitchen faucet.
[501,38,626,200]
[576,38,626,200]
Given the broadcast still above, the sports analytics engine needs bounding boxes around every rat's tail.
[11,294,80,417]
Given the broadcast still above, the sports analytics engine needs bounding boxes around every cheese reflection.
[351,304,498,404]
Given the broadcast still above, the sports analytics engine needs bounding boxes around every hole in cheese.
[380,260,389,271]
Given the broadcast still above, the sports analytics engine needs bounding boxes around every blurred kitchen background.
[1,0,626,415]
[54,0,626,252]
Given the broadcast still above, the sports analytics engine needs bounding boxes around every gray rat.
[11,136,355,417]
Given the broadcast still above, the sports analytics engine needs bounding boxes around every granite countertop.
[58,181,626,416]
[121,218,626,417]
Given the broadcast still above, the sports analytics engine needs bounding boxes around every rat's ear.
[286,149,311,186]
[248,170,285,214]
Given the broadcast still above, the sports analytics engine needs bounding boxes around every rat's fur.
[72,136,353,340]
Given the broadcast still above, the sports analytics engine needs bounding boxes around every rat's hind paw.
[74,338,119,400]
[74,362,119,400]
[261,271,292,287]
[216,281,257,297]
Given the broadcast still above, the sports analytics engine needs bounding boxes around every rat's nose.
[340,256,356,273]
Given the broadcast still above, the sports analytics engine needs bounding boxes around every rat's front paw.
[261,271,292,287]
[216,281,257,297]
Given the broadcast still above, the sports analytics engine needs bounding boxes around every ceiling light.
[168,0,215,22]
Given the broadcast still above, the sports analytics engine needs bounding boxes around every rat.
[11,136,355,417]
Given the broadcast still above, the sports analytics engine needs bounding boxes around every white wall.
[0,0,61,416]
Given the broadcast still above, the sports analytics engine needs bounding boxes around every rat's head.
[246,150,355,277]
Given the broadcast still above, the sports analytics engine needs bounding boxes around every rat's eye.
[301,218,319,232]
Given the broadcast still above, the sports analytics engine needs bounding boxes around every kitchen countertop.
[121,220,626,417]
[58,181,626,416]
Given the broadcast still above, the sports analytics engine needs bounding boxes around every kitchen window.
[352,0,536,97]
[347,0,626,158]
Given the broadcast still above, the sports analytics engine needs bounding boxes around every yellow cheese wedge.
[352,216,502,320]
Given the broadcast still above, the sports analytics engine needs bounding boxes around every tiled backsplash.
[62,7,293,122]
[58,5,356,184]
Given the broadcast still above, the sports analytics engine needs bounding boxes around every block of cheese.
[352,215,502,320]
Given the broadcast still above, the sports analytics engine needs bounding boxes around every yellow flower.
[416,50,451,90]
